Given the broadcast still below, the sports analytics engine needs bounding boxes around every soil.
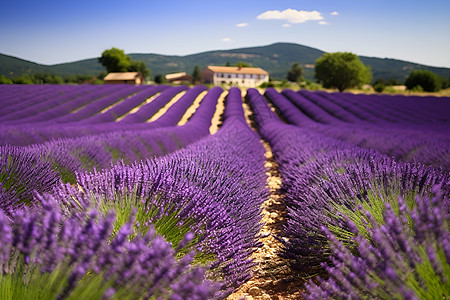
[146,90,186,122]
[178,90,208,125]
[209,90,227,134]
[224,99,304,300]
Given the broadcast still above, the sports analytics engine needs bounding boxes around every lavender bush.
[0,195,219,299]
[305,189,449,299]
[0,145,61,214]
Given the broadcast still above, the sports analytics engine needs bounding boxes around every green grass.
[86,187,216,265]
[325,181,449,299]
[328,181,423,243]
[0,259,114,300]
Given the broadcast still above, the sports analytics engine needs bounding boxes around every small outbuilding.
[165,72,193,84]
[103,72,144,84]
[201,66,269,87]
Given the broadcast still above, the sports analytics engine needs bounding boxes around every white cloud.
[257,8,323,24]
[319,21,328,25]
[236,23,248,27]
[221,37,232,42]
[331,11,338,16]
[282,23,292,28]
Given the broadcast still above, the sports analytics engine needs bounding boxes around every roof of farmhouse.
[103,72,142,80]
[205,66,268,76]
[165,72,188,80]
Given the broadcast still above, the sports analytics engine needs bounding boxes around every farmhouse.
[165,72,193,84]
[103,72,144,84]
[201,66,269,88]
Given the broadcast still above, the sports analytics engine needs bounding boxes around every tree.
[98,47,150,79]
[440,76,449,89]
[154,74,166,84]
[98,48,130,73]
[405,70,442,92]
[373,78,386,93]
[129,60,150,79]
[287,62,303,83]
[315,52,372,92]
[235,62,250,68]
[192,65,201,83]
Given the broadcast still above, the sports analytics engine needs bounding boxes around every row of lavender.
[1,84,196,145]
[247,88,450,298]
[0,85,268,298]
[0,85,222,184]
[265,88,450,171]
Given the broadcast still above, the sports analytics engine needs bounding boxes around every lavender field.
[0,84,449,299]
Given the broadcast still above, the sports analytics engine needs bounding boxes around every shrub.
[373,82,386,93]
[405,70,442,92]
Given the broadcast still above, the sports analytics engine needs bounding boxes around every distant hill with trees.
[1,42,450,82]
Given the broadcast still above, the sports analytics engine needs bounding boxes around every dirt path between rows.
[226,94,303,300]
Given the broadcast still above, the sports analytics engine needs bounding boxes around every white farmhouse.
[201,66,269,88]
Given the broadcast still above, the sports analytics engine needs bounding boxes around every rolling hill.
[1,42,450,82]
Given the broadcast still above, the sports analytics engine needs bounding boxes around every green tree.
[405,70,442,92]
[440,76,449,89]
[315,52,372,92]
[129,60,150,79]
[0,75,13,84]
[235,62,250,68]
[192,65,201,83]
[287,62,303,83]
[154,74,166,84]
[98,48,131,73]
[99,47,151,80]
[13,74,34,84]
[373,78,386,93]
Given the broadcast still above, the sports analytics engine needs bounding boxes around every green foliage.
[192,65,201,83]
[405,70,442,92]
[0,259,114,300]
[329,181,419,242]
[99,47,150,79]
[440,76,450,89]
[154,74,166,84]
[234,62,251,68]
[315,52,372,92]
[128,60,150,79]
[98,48,130,73]
[6,73,65,84]
[388,78,402,85]
[329,192,450,299]
[87,187,213,264]
[373,79,386,93]
[287,62,303,83]
[63,74,96,84]
[373,83,385,93]
[410,85,424,92]
[259,81,275,88]
[299,80,323,91]
[0,75,13,84]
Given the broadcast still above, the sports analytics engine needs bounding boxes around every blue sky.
[1,0,450,68]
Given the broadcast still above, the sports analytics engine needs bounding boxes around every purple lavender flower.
[304,191,449,299]
[0,195,219,299]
